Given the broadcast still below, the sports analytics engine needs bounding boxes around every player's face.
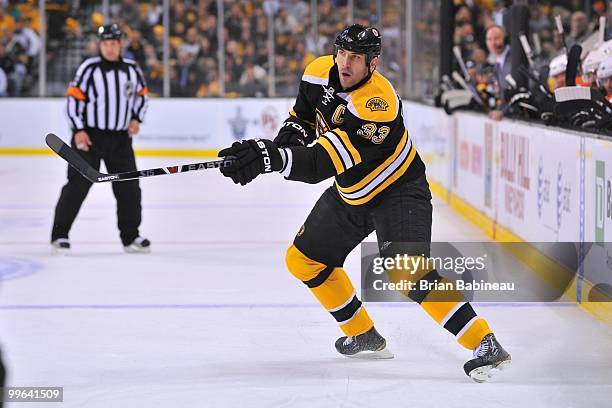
[99,39,121,61]
[583,72,597,86]
[336,48,371,89]
[553,73,566,89]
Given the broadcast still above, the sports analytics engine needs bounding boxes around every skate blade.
[51,247,69,256]
[346,347,394,360]
[468,359,511,383]
[124,246,151,254]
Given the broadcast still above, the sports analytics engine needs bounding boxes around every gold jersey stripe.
[337,130,408,194]
[338,146,417,205]
[331,129,362,165]
[318,137,345,174]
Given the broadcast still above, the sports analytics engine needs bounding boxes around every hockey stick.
[452,71,487,111]
[45,133,234,183]
[519,33,537,73]
[565,44,582,86]
[452,46,471,82]
[555,15,569,54]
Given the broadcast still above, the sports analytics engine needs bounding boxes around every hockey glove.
[274,117,316,148]
[218,138,283,185]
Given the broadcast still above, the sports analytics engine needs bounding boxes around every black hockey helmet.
[334,24,381,65]
[97,23,122,41]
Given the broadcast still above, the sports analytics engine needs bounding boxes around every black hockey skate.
[464,333,511,382]
[335,326,394,359]
[51,238,70,255]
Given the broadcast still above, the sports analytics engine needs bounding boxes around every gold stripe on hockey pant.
[286,245,374,336]
[386,259,491,350]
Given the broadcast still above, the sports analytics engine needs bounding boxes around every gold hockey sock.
[387,259,491,350]
[286,244,374,336]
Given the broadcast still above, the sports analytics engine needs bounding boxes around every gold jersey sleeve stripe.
[337,130,408,194]
[331,129,362,165]
[317,137,346,174]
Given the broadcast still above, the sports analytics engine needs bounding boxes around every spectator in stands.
[240,61,267,97]
[172,50,198,97]
[0,8,15,40]
[125,30,146,68]
[143,43,163,95]
[568,11,590,48]
[117,0,140,26]
[491,0,509,28]
[146,0,163,27]
[180,27,201,58]
[485,25,511,120]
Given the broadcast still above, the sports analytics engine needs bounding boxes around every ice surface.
[0,156,610,407]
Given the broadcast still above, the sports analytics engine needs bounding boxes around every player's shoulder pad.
[302,55,335,85]
[346,71,399,123]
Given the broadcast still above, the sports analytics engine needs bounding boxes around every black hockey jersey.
[280,55,425,206]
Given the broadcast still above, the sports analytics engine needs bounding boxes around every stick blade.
[45,133,65,154]
[45,133,101,183]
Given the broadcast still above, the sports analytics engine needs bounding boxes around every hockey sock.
[386,259,492,350]
[286,245,374,336]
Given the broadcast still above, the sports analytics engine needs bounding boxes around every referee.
[51,24,150,254]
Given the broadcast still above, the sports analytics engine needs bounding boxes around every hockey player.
[548,54,568,91]
[218,24,510,382]
[597,56,612,102]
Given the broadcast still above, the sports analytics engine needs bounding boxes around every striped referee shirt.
[66,56,149,132]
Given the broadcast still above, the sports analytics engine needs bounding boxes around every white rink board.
[0,99,71,147]
[453,112,496,219]
[136,98,293,149]
[583,137,612,290]
[0,98,294,149]
[403,101,453,189]
[495,122,581,241]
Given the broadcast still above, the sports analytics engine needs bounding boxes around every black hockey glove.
[274,117,316,148]
[218,138,283,185]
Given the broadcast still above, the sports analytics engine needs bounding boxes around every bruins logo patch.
[365,97,389,112]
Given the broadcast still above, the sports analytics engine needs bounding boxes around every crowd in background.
[0,1,40,96]
[1,0,612,107]
[451,0,612,122]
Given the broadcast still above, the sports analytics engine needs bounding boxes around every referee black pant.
[51,129,142,246]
